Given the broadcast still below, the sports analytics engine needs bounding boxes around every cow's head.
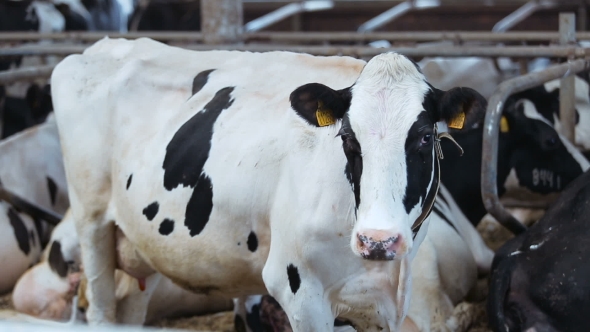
[290,53,486,260]
[499,97,589,199]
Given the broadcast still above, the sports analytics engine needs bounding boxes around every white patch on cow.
[28,2,65,33]
[349,53,431,255]
[545,77,590,151]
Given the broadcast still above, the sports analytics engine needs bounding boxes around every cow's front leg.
[262,261,333,332]
[75,217,117,324]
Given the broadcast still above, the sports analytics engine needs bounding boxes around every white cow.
[0,116,69,294]
[51,37,487,330]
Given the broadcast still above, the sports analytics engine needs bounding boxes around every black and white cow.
[51,37,490,330]
[0,115,69,294]
[488,168,590,332]
[235,86,590,332]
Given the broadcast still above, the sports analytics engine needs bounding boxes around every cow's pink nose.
[356,230,402,260]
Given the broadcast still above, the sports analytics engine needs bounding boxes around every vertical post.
[578,1,587,31]
[201,0,243,44]
[559,13,576,144]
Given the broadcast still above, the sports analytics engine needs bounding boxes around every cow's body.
[52,37,488,330]
[488,169,590,332]
[0,116,68,294]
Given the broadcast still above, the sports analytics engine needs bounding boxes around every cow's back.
[52,38,365,296]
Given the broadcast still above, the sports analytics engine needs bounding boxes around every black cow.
[488,168,590,332]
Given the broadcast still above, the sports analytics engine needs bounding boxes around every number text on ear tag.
[500,116,510,133]
[448,112,465,130]
[316,101,335,127]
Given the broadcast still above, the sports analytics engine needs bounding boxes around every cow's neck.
[439,128,512,225]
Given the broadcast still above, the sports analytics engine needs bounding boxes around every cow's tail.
[487,257,513,332]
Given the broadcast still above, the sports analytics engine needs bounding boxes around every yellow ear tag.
[316,101,336,127]
[448,112,465,130]
[500,116,510,133]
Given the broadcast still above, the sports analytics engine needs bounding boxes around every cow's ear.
[290,83,352,127]
[428,86,487,132]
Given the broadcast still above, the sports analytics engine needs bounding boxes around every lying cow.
[51,37,488,329]
[488,168,590,332]
[0,115,68,294]
[12,210,233,323]
[236,87,590,332]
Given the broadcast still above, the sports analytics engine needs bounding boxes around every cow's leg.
[116,272,162,325]
[262,262,333,332]
[75,216,117,324]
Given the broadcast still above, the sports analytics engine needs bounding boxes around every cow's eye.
[421,134,432,145]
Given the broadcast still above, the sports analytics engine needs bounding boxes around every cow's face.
[501,99,589,199]
[290,53,486,260]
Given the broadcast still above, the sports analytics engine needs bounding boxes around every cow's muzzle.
[355,230,403,261]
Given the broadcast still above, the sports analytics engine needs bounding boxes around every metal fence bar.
[2,44,590,58]
[0,185,63,226]
[0,65,56,84]
[560,13,577,143]
[482,59,589,235]
[4,31,590,42]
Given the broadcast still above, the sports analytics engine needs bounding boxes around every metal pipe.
[560,13,577,143]
[3,31,590,43]
[245,1,333,32]
[0,65,56,84]
[2,44,590,58]
[482,59,589,235]
[0,186,63,226]
[492,0,556,33]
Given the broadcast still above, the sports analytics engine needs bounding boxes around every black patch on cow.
[8,208,30,255]
[159,218,174,236]
[247,231,258,252]
[432,206,458,233]
[163,86,234,190]
[403,112,435,213]
[142,202,159,221]
[234,314,247,332]
[192,69,215,96]
[46,176,58,206]
[162,87,235,236]
[126,174,133,190]
[287,264,301,294]
[185,174,214,236]
[29,229,36,247]
[246,303,262,331]
[48,241,68,278]
[340,115,363,210]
